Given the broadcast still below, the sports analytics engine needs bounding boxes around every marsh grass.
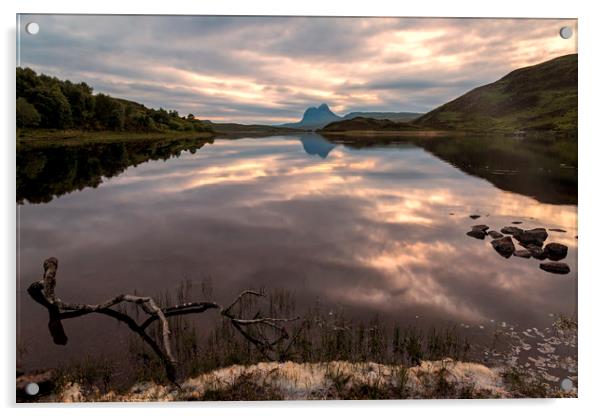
[501,367,550,398]
[51,283,480,397]
[53,355,115,397]
[120,283,471,386]
[16,128,214,148]
[197,373,285,401]
[553,314,578,332]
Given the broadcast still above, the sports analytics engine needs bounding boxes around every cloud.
[19,15,577,123]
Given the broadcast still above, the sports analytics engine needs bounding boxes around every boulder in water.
[543,242,568,261]
[526,245,547,260]
[513,249,532,259]
[488,230,504,239]
[514,228,548,247]
[491,237,515,258]
[539,262,570,275]
[501,226,523,236]
[467,230,486,239]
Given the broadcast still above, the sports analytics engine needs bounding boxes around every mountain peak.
[283,103,342,130]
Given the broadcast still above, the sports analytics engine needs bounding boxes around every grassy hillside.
[206,121,304,136]
[416,54,577,134]
[343,111,423,122]
[319,117,423,133]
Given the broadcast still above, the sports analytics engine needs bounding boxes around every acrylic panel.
[16,15,577,402]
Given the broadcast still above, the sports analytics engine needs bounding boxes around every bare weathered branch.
[222,289,264,315]
[28,257,300,384]
[42,257,58,300]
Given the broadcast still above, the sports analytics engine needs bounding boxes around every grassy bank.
[17,128,216,149]
[38,359,576,401]
[318,130,455,138]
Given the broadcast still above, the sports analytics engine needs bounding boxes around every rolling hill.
[319,54,577,135]
[319,117,421,132]
[416,54,577,133]
[342,111,422,122]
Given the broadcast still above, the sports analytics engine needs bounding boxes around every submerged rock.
[469,214,481,220]
[512,221,523,224]
[491,237,515,258]
[467,230,486,239]
[539,262,571,275]
[513,249,532,259]
[488,230,504,239]
[543,243,568,261]
[472,224,489,233]
[501,226,523,236]
[549,228,567,233]
[526,245,547,260]
[514,228,548,247]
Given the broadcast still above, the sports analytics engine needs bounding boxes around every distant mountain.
[416,54,577,133]
[282,105,422,130]
[281,103,342,129]
[342,112,423,122]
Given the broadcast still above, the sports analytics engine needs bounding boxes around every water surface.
[17,134,577,375]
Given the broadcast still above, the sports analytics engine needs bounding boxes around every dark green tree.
[60,80,94,127]
[94,94,125,130]
[16,67,39,99]
[16,97,41,127]
[16,67,213,134]
[28,84,72,128]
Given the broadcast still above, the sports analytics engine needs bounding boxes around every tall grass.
[124,283,471,383]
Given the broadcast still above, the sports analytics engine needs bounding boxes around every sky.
[18,15,577,124]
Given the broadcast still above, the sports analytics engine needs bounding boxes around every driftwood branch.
[28,257,300,384]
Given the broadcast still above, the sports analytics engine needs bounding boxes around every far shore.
[16,127,308,148]
[16,126,576,150]
[318,129,456,138]
[318,129,577,140]
[17,129,216,148]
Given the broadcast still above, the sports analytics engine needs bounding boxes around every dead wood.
[28,257,300,383]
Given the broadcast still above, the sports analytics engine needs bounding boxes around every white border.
[2,1,601,415]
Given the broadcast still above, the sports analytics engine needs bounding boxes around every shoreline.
[19,359,576,402]
[16,128,577,150]
[17,129,216,149]
[16,128,308,149]
[318,129,576,139]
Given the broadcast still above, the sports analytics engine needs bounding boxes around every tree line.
[16,67,212,133]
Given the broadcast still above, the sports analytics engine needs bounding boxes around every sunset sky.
[18,15,577,124]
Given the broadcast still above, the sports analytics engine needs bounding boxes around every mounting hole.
[560,378,573,391]
[25,382,40,395]
[559,26,573,40]
[25,22,40,35]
